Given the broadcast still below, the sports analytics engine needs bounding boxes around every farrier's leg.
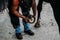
[21,7,34,35]
[8,7,21,33]
[50,1,60,34]
[8,7,23,39]
[21,8,31,31]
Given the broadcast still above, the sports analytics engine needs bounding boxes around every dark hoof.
[34,22,40,28]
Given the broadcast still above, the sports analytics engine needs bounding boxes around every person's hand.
[24,17,30,22]
[20,15,30,22]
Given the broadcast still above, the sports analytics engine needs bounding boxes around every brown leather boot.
[24,30,34,36]
[16,33,23,39]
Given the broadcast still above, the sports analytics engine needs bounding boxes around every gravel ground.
[0,1,60,40]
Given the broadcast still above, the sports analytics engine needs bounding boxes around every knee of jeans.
[23,20,30,27]
[12,23,20,29]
